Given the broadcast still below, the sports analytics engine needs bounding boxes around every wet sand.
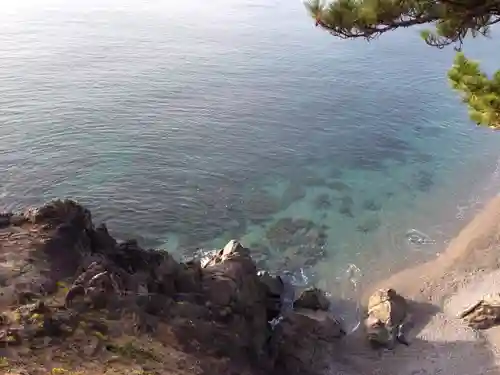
[329,194,500,374]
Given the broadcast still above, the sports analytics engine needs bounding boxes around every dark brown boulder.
[273,310,345,375]
[201,240,271,366]
[89,223,117,253]
[258,271,284,298]
[202,241,263,309]
[0,212,12,228]
[174,260,201,295]
[294,287,330,311]
[151,252,181,297]
[65,262,121,310]
[24,199,92,230]
[258,271,284,321]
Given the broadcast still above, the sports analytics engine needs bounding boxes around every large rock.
[0,212,12,228]
[201,240,273,365]
[65,261,121,310]
[258,271,285,321]
[88,223,117,253]
[294,287,330,311]
[0,200,98,308]
[365,288,410,349]
[258,271,284,297]
[203,240,251,267]
[273,310,345,375]
[24,199,93,230]
[175,259,202,295]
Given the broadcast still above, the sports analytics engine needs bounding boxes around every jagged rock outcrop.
[0,199,345,375]
[270,283,347,375]
[258,271,285,321]
[273,310,346,375]
[294,287,331,311]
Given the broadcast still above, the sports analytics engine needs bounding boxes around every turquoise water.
[1,0,500,292]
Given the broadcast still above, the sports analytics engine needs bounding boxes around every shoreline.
[2,193,500,374]
[369,193,500,303]
[0,199,350,375]
[314,158,500,305]
[335,193,500,375]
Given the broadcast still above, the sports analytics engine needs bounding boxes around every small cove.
[1,0,500,325]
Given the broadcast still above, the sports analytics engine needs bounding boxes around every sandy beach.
[327,194,500,374]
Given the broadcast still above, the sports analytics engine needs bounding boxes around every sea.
[1,0,500,328]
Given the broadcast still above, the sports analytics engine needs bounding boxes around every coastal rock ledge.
[0,199,345,375]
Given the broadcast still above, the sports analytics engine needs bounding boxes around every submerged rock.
[414,153,433,163]
[244,188,282,224]
[249,242,272,270]
[413,170,434,192]
[266,218,314,250]
[294,168,327,187]
[312,193,332,210]
[266,218,328,271]
[330,168,343,179]
[339,196,354,218]
[271,246,325,273]
[303,175,326,187]
[356,216,381,233]
[362,199,381,212]
[349,154,387,171]
[225,217,249,242]
[414,124,445,137]
[327,181,351,192]
[280,183,307,210]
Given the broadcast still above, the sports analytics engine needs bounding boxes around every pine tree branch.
[305,0,500,128]
[307,0,500,45]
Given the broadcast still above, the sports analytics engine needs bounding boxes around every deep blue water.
[1,0,500,292]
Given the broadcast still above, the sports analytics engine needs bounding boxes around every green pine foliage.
[305,0,500,129]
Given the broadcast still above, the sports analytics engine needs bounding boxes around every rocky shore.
[0,200,346,375]
[3,198,500,375]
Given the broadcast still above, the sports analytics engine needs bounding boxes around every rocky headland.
[3,198,500,375]
[0,200,345,375]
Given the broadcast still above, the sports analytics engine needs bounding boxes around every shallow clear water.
[2,0,500,301]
